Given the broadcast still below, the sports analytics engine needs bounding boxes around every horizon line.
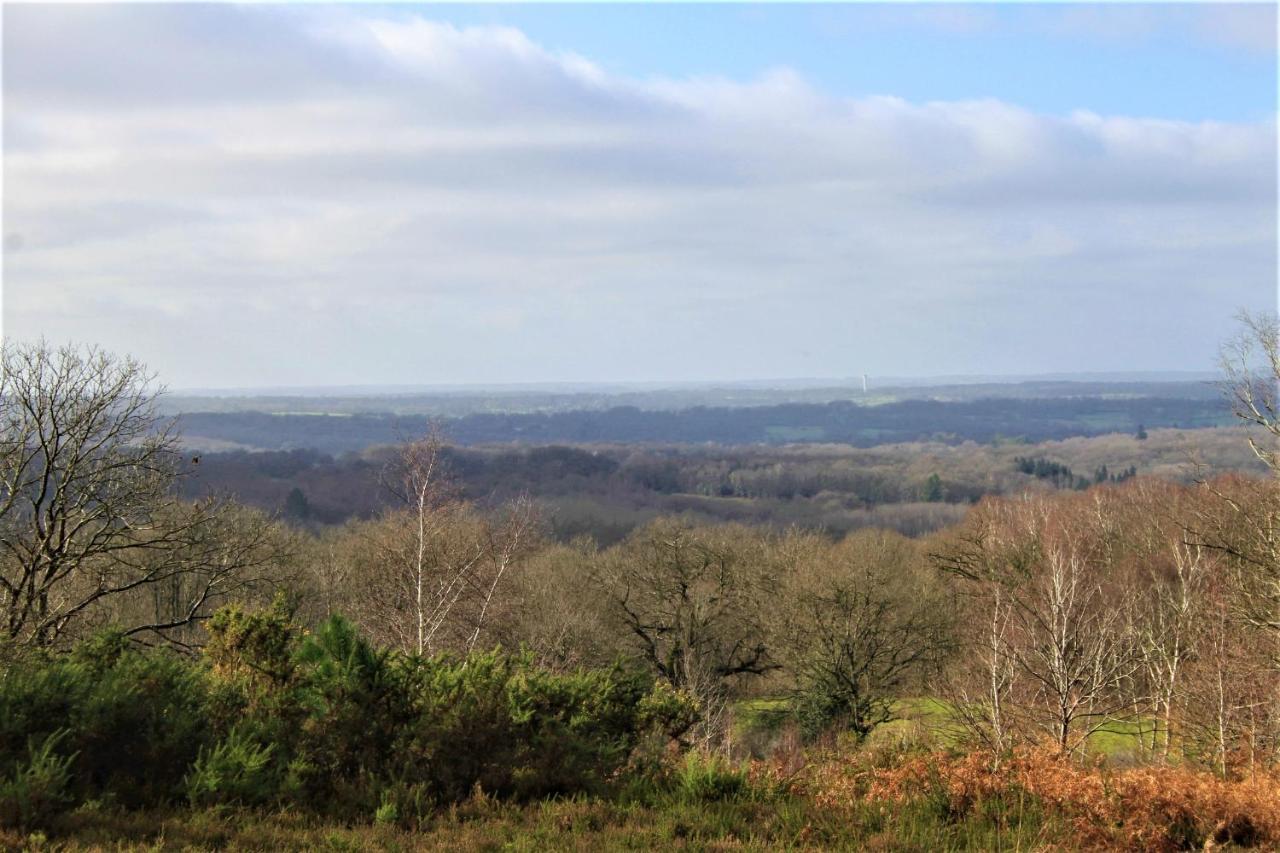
[167,370,1222,399]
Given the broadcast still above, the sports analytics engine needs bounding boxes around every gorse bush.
[373,793,400,826]
[0,632,211,810]
[216,612,696,814]
[185,727,277,808]
[388,648,693,805]
[0,731,75,832]
[278,614,409,810]
[205,597,298,693]
[0,606,699,830]
[792,684,855,742]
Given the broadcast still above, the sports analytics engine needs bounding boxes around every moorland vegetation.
[4,317,1280,849]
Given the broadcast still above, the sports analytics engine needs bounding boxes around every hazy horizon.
[167,369,1222,399]
[4,3,1277,388]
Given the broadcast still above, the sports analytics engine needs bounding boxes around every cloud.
[3,5,1275,387]
[1194,4,1280,55]
[829,4,1277,56]
[1102,4,1278,55]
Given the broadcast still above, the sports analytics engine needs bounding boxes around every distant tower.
[861,374,869,394]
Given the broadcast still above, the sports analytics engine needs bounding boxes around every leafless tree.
[499,538,614,671]
[1026,544,1138,753]
[1131,536,1211,759]
[941,578,1019,762]
[466,493,539,654]
[359,503,485,656]
[360,427,538,656]
[778,530,953,740]
[114,501,294,649]
[593,520,780,746]
[1178,473,1280,771]
[297,526,358,624]
[380,426,469,655]
[1186,474,1280,635]
[935,494,1141,755]
[1220,310,1280,473]
[0,341,289,646]
[1178,578,1279,776]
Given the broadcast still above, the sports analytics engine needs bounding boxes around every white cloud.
[843,4,1277,56]
[3,6,1275,387]
[1195,4,1279,55]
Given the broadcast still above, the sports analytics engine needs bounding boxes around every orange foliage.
[809,747,1280,851]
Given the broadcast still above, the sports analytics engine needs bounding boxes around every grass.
[10,786,1061,852]
[733,698,790,733]
[6,796,817,851]
[1085,717,1152,759]
[734,695,1153,759]
[15,739,1276,851]
[0,699,1208,850]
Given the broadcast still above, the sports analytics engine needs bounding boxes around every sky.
[2,3,1277,389]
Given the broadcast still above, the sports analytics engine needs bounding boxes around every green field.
[734,696,1150,759]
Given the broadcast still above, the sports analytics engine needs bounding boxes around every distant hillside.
[176,392,1233,454]
[161,378,1221,419]
[177,426,1262,544]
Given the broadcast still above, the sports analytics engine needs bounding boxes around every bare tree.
[358,503,485,656]
[1180,473,1280,769]
[778,530,953,740]
[935,494,1141,755]
[1026,544,1138,753]
[359,428,537,656]
[1192,312,1280,646]
[466,493,539,654]
[1220,310,1280,473]
[941,577,1019,762]
[1179,576,1280,776]
[0,341,289,646]
[500,538,614,671]
[1187,474,1280,635]
[115,501,294,648]
[1130,534,1212,759]
[593,520,780,746]
[380,426,468,655]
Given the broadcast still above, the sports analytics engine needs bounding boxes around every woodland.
[4,319,1280,850]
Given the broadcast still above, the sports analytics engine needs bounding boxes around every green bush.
[0,652,85,765]
[185,727,277,808]
[69,648,212,807]
[792,683,851,741]
[373,794,399,826]
[0,634,213,809]
[0,610,700,822]
[211,612,698,812]
[672,751,748,803]
[395,650,696,803]
[205,598,297,693]
[283,615,410,811]
[0,731,75,831]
